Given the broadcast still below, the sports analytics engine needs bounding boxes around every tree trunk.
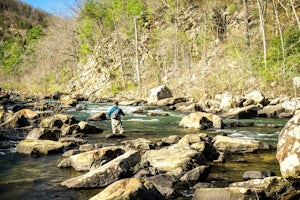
[257,0,267,68]
[272,0,286,89]
[243,0,251,47]
[134,16,141,91]
[110,1,126,88]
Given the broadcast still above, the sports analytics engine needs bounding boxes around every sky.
[20,0,77,18]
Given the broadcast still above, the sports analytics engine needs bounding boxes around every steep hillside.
[0,0,48,85]
[68,0,300,100]
[0,0,78,94]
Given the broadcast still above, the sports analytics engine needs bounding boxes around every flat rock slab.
[16,139,64,155]
[61,150,141,188]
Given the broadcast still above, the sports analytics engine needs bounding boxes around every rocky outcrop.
[179,112,224,130]
[61,150,141,188]
[16,139,64,155]
[89,178,166,200]
[276,113,300,178]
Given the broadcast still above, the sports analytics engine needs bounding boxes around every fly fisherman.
[108,100,125,135]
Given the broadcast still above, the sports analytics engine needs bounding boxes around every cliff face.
[67,3,259,100]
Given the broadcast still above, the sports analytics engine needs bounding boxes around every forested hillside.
[1,0,300,101]
[0,0,48,86]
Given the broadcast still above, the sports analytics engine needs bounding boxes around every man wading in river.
[108,100,125,135]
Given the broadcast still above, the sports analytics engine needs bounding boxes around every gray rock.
[141,143,206,172]
[179,112,224,130]
[16,139,64,155]
[87,112,106,121]
[147,85,173,105]
[180,165,210,184]
[26,128,61,141]
[77,121,103,134]
[121,138,154,151]
[61,150,141,188]
[212,135,270,153]
[161,135,181,146]
[276,113,300,178]
[243,170,275,181]
[39,114,78,129]
[147,174,177,198]
[58,146,125,171]
[244,90,266,105]
[221,105,258,119]
[89,178,166,200]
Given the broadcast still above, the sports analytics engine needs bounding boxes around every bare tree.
[134,16,141,90]
[257,0,267,67]
[243,0,251,47]
[290,0,300,30]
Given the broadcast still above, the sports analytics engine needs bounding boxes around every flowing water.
[0,102,289,199]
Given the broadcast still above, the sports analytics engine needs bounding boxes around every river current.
[0,101,289,199]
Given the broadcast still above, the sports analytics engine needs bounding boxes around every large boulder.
[174,103,203,113]
[146,174,177,198]
[17,109,38,120]
[89,178,166,200]
[179,112,223,130]
[281,98,300,113]
[121,138,154,151]
[87,112,106,121]
[77,121,103,134]
[229,177,295,199]
[276,113,300,178]
[61,150,141,188]
[179,165,210,184]
[141,143,206,172]
[0,93,10,104]
[39,114,78,129]
[219,92,233,111]
[147,85,173,105]
[16,139,64,155]
[192,177,295,200]
[244,90,266,105]
[59,95,77,107]
[221,105,258,119]
[26,128,61,141]
[58,146,125,171]
[212,135,270,153]
[156,97,187,107]
[257,104,285,118]
[0,112,30,128]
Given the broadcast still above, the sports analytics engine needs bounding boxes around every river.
[0,101,289,199]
